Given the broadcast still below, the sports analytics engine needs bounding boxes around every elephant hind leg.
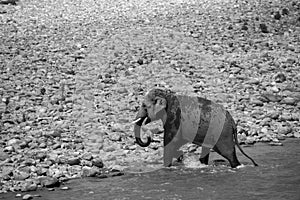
[213,145,241,168]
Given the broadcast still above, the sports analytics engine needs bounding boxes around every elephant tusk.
[132,118,142,124]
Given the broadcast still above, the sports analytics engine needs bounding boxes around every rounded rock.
[22,194,33,200]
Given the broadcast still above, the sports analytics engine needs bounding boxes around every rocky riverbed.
[0,0,300,196]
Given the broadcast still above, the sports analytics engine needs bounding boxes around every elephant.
[133,88,258,168]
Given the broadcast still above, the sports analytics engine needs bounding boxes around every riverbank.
[0,0,300,195]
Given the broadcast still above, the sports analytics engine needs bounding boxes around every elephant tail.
[231,113,258,166]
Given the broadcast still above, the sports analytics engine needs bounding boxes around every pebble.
[60,186,69,190]
[269,142,283,146]
[294,132,300,138]
[22,194,33,200]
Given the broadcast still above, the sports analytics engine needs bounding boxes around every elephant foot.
[177,154,184,162]
[199,154,209,165]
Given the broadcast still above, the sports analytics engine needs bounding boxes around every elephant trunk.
[134,105,152,147]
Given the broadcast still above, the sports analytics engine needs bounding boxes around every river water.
[1,139,299,200]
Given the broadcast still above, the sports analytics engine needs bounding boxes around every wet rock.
[22,194,33,200]
[61,186,69,190]
[38,176,60,188]
[269,142,283,146]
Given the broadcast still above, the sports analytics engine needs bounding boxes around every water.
[1,139,299,200]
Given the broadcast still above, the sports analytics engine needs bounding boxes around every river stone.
[294,132,300,138]
[21,182,38,192]
[82,166,99,177]
[281,97,297,105]
[22,194,33,200]
[4,145,14,152]
[277,126,293,135]
[13,170,30,180]
[67,157,81,165]
[82,153,93,161]
[7,138,19,146]
[92,158,104,168]
[38,176,60,188]
[0,150,9,160]
[269,142,283,146]
[250,98,264,106]
[0,166,14,178]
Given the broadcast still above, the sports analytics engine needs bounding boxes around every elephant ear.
[163,93,181,142]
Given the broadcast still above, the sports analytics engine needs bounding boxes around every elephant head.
[133,89,168,147]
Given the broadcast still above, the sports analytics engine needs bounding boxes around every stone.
[92,158,104,168]
[260,93,282,102]
[269,142,283,146]
[0,166,14,178]
[281,97,297,105]
[0,150,9,161]
[61,186,69,190]
[277,126,293,135]
[13,170,30,180]
[294,132,300,138]
[4,146,14,152]
[250,99,263,106]
[7,138,19,146]
[21,182,38,192]
[22,194,33,200]
[82,166,99,177]
[82,153,93,161]
[274,72,286,83]
[39,176,60,188]
[67,157,81,165]
[259,23,268,33]
[274,11,281,20]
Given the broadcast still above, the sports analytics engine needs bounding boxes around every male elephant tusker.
[133,88,258,168]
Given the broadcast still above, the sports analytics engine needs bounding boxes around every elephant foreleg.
[199,146,210,165]
[163,135,187,167]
